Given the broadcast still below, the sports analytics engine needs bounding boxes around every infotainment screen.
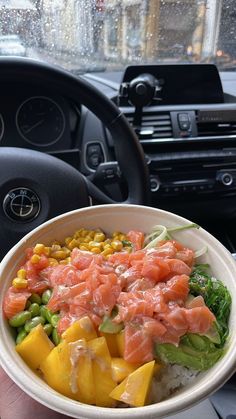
[121,64,224,105]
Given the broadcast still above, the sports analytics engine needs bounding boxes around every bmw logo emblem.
[3,188,41,222]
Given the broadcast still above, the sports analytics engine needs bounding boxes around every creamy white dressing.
[69,339,87,394]
[68,339,110,393]
[94,355,110,372]
[79,316,93,333]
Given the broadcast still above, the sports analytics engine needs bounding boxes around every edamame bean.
[16,329,28,345]
[52,328,60,345]
[43,323,53,336]
[29,293,42,305]
[9,311,31,328]
[17,326,24,333]
[24,316,45,333]
[40,306,53,323]
[29,303,40,317]
[41,289,52,305]
[51,314,60,328]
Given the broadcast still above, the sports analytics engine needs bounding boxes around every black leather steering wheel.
[0,58,149,259]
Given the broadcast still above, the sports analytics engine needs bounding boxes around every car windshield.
[0,0,235,73]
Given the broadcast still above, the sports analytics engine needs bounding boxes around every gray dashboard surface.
[166,400,218,419]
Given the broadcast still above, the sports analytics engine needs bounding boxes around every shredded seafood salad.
[3,223,231,407]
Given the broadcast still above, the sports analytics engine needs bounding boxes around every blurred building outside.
[0,0,233,70]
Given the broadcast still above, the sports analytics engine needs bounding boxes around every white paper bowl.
[0,204,236,419]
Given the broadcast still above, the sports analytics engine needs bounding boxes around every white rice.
[149,364,199,403]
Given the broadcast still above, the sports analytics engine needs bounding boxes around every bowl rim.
[1,203,236,419]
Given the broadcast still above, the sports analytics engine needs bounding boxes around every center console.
[116,65,236,227]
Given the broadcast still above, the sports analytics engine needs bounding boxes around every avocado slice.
[155,333,223,371]
[202,322,221,345]
[99,315,124,334]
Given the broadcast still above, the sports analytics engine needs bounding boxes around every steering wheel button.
[87,144,102,156]
[86,143,104,169]
[105,168,115,179]
[89,154,100,168]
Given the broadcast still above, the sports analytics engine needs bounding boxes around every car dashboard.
[83,65,236,253]
[2,64,236,255]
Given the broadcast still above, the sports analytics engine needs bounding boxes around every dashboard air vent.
[125,111,173,141]
[197,111,236,138]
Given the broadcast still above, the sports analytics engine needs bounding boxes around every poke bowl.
[0,204,236,419]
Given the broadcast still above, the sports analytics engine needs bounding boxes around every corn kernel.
[83,237,91,243]
[104,243,112,250]
[101,248,114,257]
[44,247,51,256]
[59,257,71,265]
[106,253,113,260]
[74,229,83,239]
[61,247,70,256]
[33,244,44,254]
[87,231,95,239]
[80,229,88,238]
[88,241,102,249]
[118,234,126,241]
[111,240,123,251]
[17,269,27,279]
[79,245,89,251]
[59,259,67,265]
[48,258,59,267]
[94,232,105,242]
[30,254,41,264]
[67,239,79,250]
[51,244,61,252]
[112,231,121,238]
[12,277,28,289]
[50,250,68,260]
[33,244,51,256]
[65,236,73,246]
[91,247,101,254]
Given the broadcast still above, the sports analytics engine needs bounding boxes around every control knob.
[216,172,233,186]
[150,176,160,192]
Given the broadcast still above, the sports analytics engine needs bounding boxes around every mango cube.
[16,324,54,370]
[75,341,95,405]
[61,316,97,343]
[99,332,120,357]
[116,330,125,357]
[40,340,76,399]
[87,337,117,407]
[111,357,141,383]
[109,360,155,407]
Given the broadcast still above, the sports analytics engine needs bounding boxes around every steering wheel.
[0,58,150,259]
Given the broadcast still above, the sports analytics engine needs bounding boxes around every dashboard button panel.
[178,113,191,131]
